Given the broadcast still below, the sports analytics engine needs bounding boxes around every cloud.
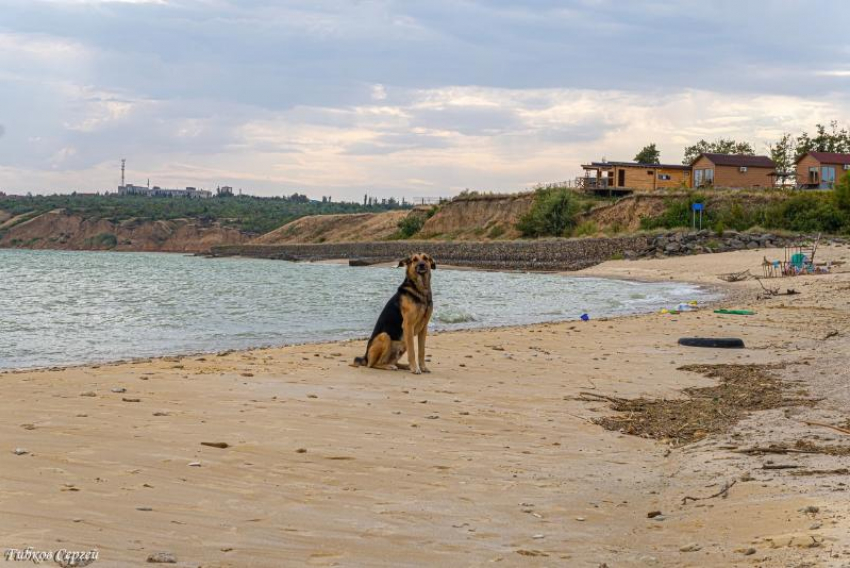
[1,0,850,197]
[0,125,5,138]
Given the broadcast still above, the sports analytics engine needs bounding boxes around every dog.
[352,252,435,374]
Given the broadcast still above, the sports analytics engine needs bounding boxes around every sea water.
[0,249,716,369]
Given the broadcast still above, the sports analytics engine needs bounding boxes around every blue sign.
[692,202,704,212]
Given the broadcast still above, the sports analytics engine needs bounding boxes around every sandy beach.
[3,246,850,567]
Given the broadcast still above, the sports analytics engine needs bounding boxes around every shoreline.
[0,271,723,375]
[2,245,849,566]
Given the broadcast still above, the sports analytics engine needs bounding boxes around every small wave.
[434,312,478,324]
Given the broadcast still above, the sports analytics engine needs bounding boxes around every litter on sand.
[714,309,756,316]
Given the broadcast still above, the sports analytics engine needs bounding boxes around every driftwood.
[798,420,850,436]
[735,446,820,455]
[762,464,801,470]
[719,270,752,283]
[682,479,737,505]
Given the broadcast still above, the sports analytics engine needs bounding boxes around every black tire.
[678,337,745,349]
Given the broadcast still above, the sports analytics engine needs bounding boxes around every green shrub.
[572,220,598,237]
[86,232,118,249]
[396,214,425,239]
[516,187,581,238]
[835,173,850,212]
[487,224,506,239]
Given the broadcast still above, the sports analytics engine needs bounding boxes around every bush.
[396,214,425,239]
[517,187,581,238]
[487,224,506,239]
[572,220,598,237]
[642,190,850,236]
[86,232,118,249]
[835,173,850,212]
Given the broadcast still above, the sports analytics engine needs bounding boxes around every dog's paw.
[411,366,422,375]
[420,366,431,374]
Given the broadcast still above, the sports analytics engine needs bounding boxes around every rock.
[740,548,756,556]
[664,242,681,253]
[188,461,202,467]
[646,510,663,518]
[146,552,177,564]
[13,448,28,455]
[20,423,36,430]
[201,442,230,449]
[799,505,820,515]
[746,241,759,249]
[729,239,746,250]
[679,543,701,552]
[80,391,97,397]
[810,521,822,530]
[122,397,141,403]
[111,387,127,393]
[136,507,153,511]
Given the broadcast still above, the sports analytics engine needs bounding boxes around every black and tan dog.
[352,253,435,374]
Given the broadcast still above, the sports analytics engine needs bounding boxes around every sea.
[0,249,716,370]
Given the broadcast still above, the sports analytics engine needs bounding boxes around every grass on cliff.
[0,194,409,236]
[641,180,850,235]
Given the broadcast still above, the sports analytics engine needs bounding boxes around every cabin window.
[809,167,819,183]
[658,174,671,181]
[647,170,654,176]
[821,166,836,184]
[694,168,713,187]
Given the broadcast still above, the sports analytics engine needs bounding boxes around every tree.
[795,121,850,159]
[769,133,797,186]
[683,139,755,165]
[633,143,660,164]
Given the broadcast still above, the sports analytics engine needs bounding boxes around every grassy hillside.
[0,194,408,235]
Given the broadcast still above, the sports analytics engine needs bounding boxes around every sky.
[1,0,849,200]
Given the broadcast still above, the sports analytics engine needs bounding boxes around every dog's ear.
[429,257,436,270]
[397,257,411,268]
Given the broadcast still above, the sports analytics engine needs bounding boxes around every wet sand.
[2,246,850,567]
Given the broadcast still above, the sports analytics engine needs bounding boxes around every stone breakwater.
[631,231,842,259]
[209,236,651,271]
[210,232,839,271]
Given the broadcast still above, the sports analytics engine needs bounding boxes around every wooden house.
[691,153,775,188]
[579,161,691,194]
[795,152,850,189]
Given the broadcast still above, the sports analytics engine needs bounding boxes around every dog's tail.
[351,354,367,367]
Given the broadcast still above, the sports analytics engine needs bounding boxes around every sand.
[2,246,850,567]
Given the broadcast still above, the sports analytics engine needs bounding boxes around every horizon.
[1,0,849,199]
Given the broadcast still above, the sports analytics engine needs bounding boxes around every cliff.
[251,210,411,244]
[418,193,534,240]
[0,210,250,253]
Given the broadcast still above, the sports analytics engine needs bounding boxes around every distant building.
[216,185,234,197]
[691,153,775,189]
[118,184,212,198]
[580,161,691,193]
[795,152,850,189]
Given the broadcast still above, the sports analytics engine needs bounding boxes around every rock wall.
[632,231,831,259]
[210,235,651,271]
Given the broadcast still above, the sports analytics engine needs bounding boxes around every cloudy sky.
[1,0,849,199]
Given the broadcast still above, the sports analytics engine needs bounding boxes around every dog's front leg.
[403,321,420,374]
[417,328,429,373]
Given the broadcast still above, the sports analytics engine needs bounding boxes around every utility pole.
[120,159,126,187]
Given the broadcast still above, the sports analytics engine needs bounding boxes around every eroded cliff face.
[0,210,250,253]
[418,194,534,240]
[251,210,411,244]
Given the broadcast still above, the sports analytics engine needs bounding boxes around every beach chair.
[762,256,781,278]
